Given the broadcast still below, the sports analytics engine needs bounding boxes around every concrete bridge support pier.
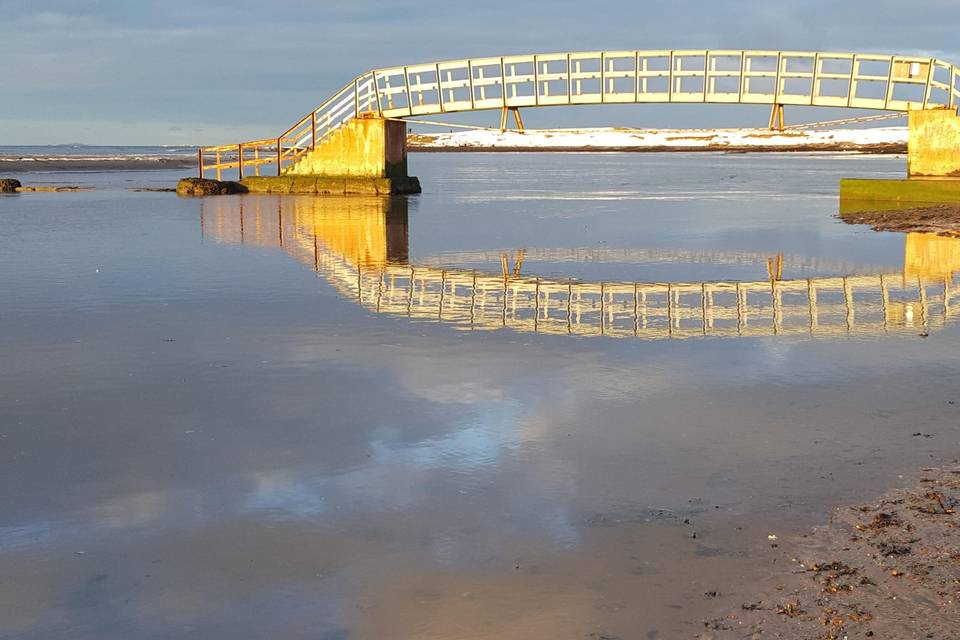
[908,107,960,178]
[242,115,421,195]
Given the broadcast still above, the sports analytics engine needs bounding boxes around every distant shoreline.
[0,157,194,172]
[0,128,908,173]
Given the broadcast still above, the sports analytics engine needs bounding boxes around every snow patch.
[409,127,908,151]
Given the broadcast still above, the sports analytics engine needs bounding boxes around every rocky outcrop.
[0,178,22,193]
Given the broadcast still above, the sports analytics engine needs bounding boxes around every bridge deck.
[198,49,960,179]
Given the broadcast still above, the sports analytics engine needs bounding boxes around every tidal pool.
[1,153,958,638]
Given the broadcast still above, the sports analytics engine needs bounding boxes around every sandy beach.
[700,465,960,639]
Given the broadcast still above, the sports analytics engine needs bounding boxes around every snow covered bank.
[408,127,907,153]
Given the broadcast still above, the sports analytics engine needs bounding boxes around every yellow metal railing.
[198,77,379,180]
[198,50,960,179]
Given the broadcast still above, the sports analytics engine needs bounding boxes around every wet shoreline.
[0,143,906,175]
[701,465,960,639]
[841,204,960,237]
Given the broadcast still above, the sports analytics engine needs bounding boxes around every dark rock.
[175,178,246,196]
[0,178,22,193]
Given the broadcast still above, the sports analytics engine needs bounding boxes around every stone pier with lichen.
[244,115,420,195]
[180,115,420,197]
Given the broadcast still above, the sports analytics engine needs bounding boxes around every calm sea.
[1,152,957,639]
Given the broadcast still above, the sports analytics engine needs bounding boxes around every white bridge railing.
[199,50,960,179]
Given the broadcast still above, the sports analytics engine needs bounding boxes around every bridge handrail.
[198,50,960,179]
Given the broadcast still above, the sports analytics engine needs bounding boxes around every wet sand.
[840,204,960,237]
[701,465,960,639]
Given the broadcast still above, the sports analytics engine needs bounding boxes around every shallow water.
[1,153,959,639]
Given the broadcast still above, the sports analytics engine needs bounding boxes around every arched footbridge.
[198,49,960,179]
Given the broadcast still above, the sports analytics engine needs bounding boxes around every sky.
[1,0,958,145]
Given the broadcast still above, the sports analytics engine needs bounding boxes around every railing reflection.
[201,196,960,340]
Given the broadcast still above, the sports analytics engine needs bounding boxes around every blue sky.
[1,0,957,145]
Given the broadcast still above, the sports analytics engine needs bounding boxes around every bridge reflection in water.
[200,196,960,340]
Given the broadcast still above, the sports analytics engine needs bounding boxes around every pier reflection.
[201,196,960,340]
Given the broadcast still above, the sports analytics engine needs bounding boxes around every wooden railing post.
[198,149,203,179]
[277,137,282,176]
[373,71,383,115]
[354,79,360,117]
[215,149,222,181]
[237,143,244,180]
